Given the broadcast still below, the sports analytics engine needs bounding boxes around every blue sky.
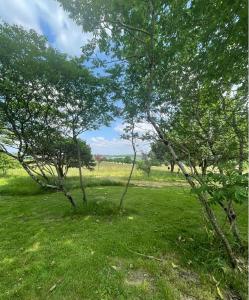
[0,0,151,155]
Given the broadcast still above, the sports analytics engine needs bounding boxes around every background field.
[0,163,247,299]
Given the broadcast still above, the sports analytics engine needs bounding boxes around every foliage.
[192,171,248,205]
[57,0,247,265]
[0,23,112,206]
[58,0,247,176]
[136,153,154,177]
[104,156,133,164]
[29,135,95,177]
[0,153,18,175]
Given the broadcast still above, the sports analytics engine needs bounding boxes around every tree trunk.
[201,159,208,176]
[223,204,245,250]
[21,162,57,190]
[194,171,244,251]
[148,116,237,268]
[119,124,136,211]
[231,113,244,175]
[57,165,64,179]
[22,161,76,208]
[145,0,236,268]
[31,153,50,182]
[74,137,87,205]
[59,183,77,208]
[56,166,77,208]
[238,140,244,175]
[170,160,175,172]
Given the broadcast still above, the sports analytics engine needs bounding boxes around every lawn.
[0,165,248,299]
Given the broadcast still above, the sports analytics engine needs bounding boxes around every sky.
[0,0,151,155]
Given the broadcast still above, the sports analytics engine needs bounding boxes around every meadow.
[0,163,247,299]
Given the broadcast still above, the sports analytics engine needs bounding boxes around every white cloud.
[114,121,155,136]
[0,0,90,56]
[86,122,155,155]
[88,135,151,155]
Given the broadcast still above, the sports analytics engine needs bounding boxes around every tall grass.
[0,162,184,196]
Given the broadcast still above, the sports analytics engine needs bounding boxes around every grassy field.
[0,163,247,299]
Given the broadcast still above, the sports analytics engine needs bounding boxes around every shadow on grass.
[64,200,138,218]
[65,176,125,190]
[0,176,51,196]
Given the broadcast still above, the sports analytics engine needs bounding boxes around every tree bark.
[200,159,208,176]
[222,203,245,250]
[170,160,175,172]
[21,162,57,190]
[59,183,77,208]
[145,0,236,268]
[74,137,87,205]
[22,161,76,208]
[148,116,237,268]
[238,139,244,175]
[190,168,244,251]
[56,166,77,208]
[119,124,136,211]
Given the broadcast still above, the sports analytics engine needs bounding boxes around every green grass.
[5,162,185,183]
[0,165,248,299]
[0,175,125,196]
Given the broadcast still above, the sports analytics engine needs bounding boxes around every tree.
[95,154,105,170]
[193,171,247,251]
[58,0,247,266]
[137,153,152,177]
[119,120,137,210]
[0,23,113,207]
[150,141,176,172]
[0,153,18,175]
[123,156,132,164]
[58,59,114,205]
[28,135,95,179]
[0,24,76,207]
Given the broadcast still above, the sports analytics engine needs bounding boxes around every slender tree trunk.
[74,137,87,205]
[119,124,136,211]
[148,116,237,268]
[170,160,175,172]
[56,165,77,208]
[60,188,77,208]
[22,161,76,208]
[57,165,64,179]
[21,162,57,189]
[201,159,208,176]
[221,202,245,250]
[191,166,244,250]
[32,153,50,182]
[145,0,236,268]
[230,219,244,250]
[231,113,244,175]
[238,140,244,175]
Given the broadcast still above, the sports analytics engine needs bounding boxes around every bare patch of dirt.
[125,269,154,289]
[177,269,200,284]
[108,256,127,271]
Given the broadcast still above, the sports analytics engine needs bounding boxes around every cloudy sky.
[0,0,151,155]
